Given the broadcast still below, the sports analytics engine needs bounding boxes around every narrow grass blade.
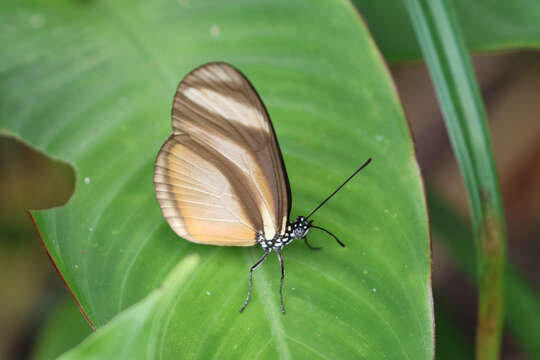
[403,0,507,358]
[428,191,540,358]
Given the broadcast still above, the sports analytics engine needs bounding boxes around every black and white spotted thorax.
[258,216,312,252]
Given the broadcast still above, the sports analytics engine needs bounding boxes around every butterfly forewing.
[154,62,291,246]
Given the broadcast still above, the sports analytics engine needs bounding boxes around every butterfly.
[154,62,371,314]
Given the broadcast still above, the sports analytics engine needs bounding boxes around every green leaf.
[1,0,433,358]
[57,255,200,360]
[353,0,540,62]
[32,298,93,360]
[403,1,507,358]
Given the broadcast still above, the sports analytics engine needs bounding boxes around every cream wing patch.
[154,135,257,246]
[179,118,278,238]
[183,87,270,134]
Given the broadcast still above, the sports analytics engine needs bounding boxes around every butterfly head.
[290,216,312,239]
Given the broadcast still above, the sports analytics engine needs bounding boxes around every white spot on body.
[206,290,211,295]
[74,264,79,269]
[84,177,91,184]
[376,135,384,142]
[89,227,94,232]
[372,288,377,292]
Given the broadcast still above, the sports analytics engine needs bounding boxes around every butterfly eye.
[293,227,306,238]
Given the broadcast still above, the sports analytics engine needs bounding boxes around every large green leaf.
[354,0,540,62]
[1,0,432,358]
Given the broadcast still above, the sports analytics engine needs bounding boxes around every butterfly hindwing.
[154,62,291,246]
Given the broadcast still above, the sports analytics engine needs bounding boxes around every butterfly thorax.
[257,216,312,252]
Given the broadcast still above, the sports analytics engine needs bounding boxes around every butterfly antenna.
[310,225,345,247]
[306,158,372,219]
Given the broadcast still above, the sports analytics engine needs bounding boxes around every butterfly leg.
[304,236,322,251]
[276,249,286,314]
[240,250,270,313]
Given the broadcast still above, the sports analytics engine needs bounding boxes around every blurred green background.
[2,0,540,359]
